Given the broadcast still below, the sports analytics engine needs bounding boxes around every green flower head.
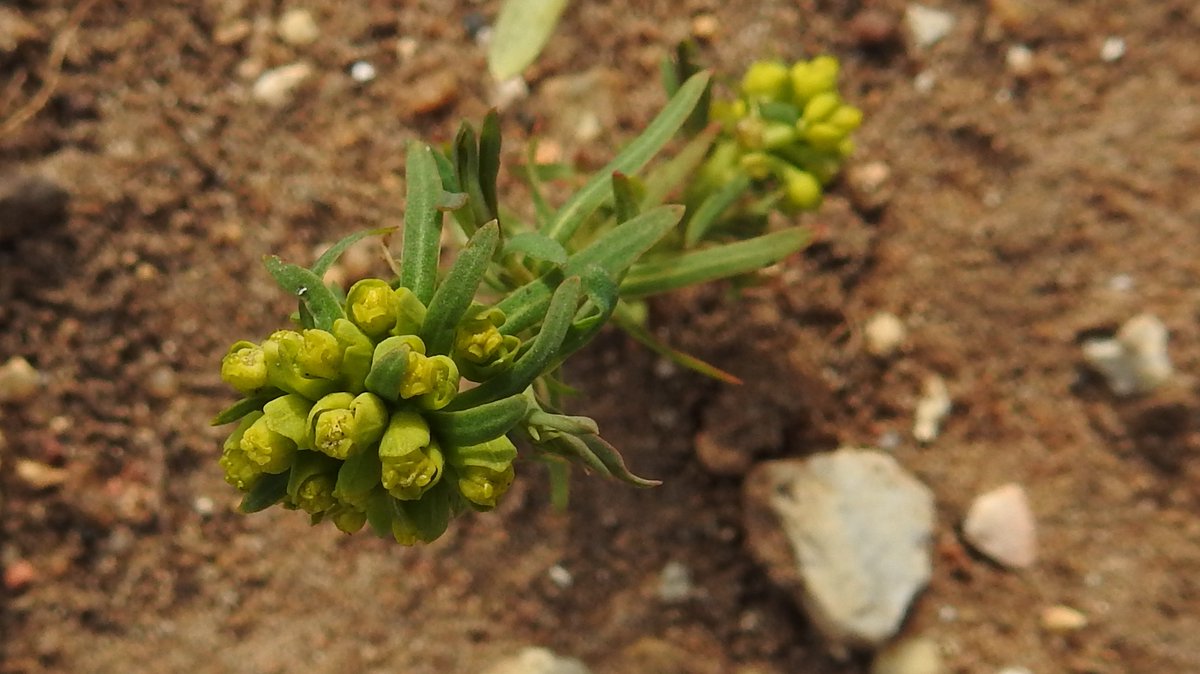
[239,412,297,474]
[447,435,518,510]
[378,409,444,500]
[346,278,400,338]
[220,341,268,395]
[262,330,339,401]
[306,391,388,459]
[220,413,264,491]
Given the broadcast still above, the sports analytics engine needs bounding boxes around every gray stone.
[962,483,1036,569]
[743,448,935,647]
[483,647,590,674]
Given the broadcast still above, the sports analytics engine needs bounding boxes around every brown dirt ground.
[3,1,1200,672]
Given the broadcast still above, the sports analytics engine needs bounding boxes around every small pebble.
[15,459,68,489]
[349,60,376,83]
[252,62,313,107]
[871,637,945,674]
[962,483,1037,569]
[849,9,898,47]
[146,365,178,399]
[864,312,906,357]
[1006,44,1034,77]
[547,564,573,589]
[483,647,591,674]
[395,36,418,60]
[912,375,951,443]
[0,356,41,403]
[937,605,958,622]
[491,76,529,111]
[847,161,894,212]
[277,8,320,46]
[193,495,216,516]
[1100,36,1125,63]
[905,4,955,48]
[914,70,937,93]
[1040,605,1087,632]
[1107,273,1134,292]
[997,668,1033,674]
[691,14,719,40]
[1082,313,1171,396]
[463,12,490,42]
[657,561,692,603]
[404,70,459,117]
[3,559,37,591]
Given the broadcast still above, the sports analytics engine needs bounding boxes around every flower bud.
[761,122,797,149]
[790,56,839,103]
[446,435,518,510]
[738,152,775,180]
[801,92,841,125]
[262,330,339,401]
[412,355,460,410]
[827,105,863,134]
[293,472,337,515]
[391,286,427,337]
[262,393,314,447]
[220,341,268,394]
[781,166,823,210]
[220,413,264,491]
[332,318,374,393]
[346,279,400,338]
[329,505,367,534]
[239,412,298,474]
[455,309,522,382]
[306,391,388,459]
[804,123,845,152]
[296,329,342,381]
[379,409,444,500]
[741,60,789,99]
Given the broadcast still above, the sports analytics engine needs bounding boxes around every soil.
[3,1,1200,673]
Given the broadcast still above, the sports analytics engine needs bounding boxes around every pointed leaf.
[311,227,396,277]
[541,71,712,243]
[239,471,291,513]
[422,221,501,355]
[263,256,345,331]
[487,0,571,79]
[566,205,683,277]
[479,110,502,222]
[684,173,751,246]
[428,393,532,446]
[449,276,581,409]
[401,143,444,304]
[611,172,641,223]
[612,304,742,384]
[503,231,568,267]
[639,123,719,208]
[211,392,280,426]
[620,228,809,298]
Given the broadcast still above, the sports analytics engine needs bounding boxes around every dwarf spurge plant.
[215,63,861,544]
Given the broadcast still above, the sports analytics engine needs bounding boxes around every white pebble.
[193,496,215,516]
[1006,44,1034,77]
[914,70,937,93]
[1040,604,1087,632]
[905,4,955,48]
[349,60,376,83]
[0,356,41,403]
[864,312,906,357]
[871,636,945,674]
[1100,37,1125,62]
[547,564,573,589]
[1082,313,1171,396]
[395,36,419,60]
[277,8,320,46]
[252,62,313,107]
[657,561,692,603]
[491,76,529,111]
[998,668,1033,674]
[1107,273,1134,292]
[962,483,1037,569]
[912,375,951,443]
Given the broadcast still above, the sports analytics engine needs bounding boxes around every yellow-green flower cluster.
[704,55,862,211]
[216,278,522,544]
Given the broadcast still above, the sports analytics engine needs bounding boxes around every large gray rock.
[743,449,935,648]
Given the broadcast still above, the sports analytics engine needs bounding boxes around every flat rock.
[483,647,590,674]
[743,448,935,647]
[962,483,1036,569]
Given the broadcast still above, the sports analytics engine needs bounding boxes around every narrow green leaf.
[556,265,618,360]
[494,272,557,336]
[578,433,660,487]
[449,276,581,409]
[566,205,683,277]
[311,227,396,277]
[542,71,712,243]
[453,123,490,230]
[479,110,502,222]
[487,0,571,80]
[438,191,469,212]
[211,392,279,426]
[401,143,444,305]
[263,256,345,331]
[639,123,719,208]
[239,471,291,513]
[684,173,751,246]
[611,172,641,223]
[421,221,501,355]
[620,228,809,298]
[503,231,568,267]
[428,393,532,446]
